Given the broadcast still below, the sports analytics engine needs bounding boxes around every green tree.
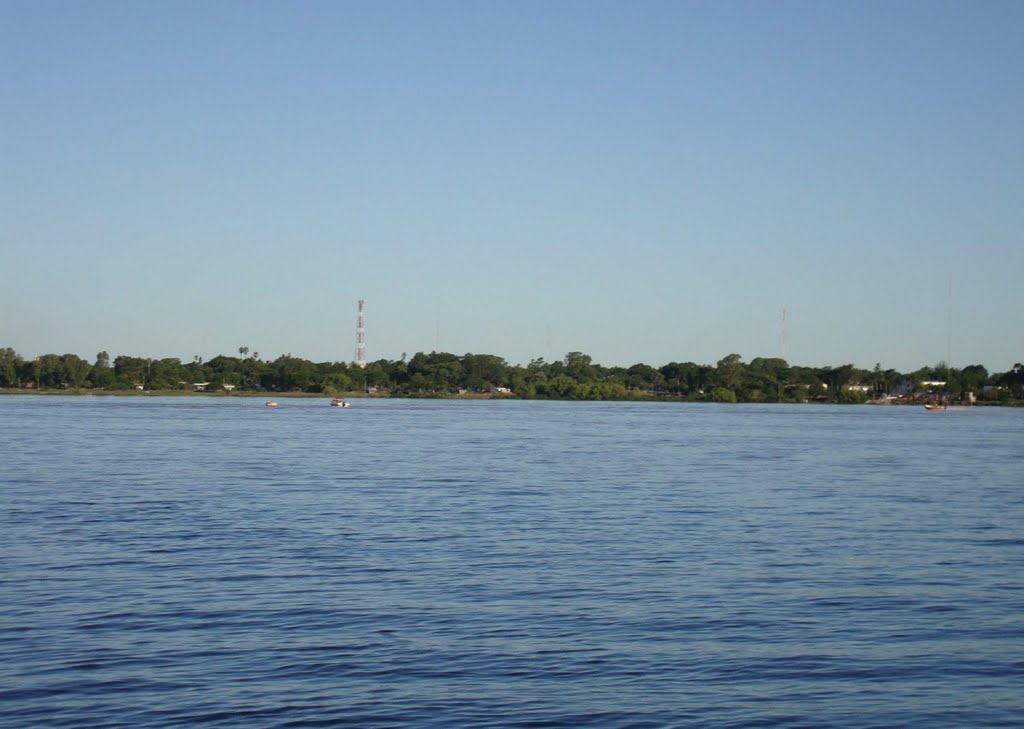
[270,355,319,391]
[868,363,903,397]
[564,352,596,383]
[206,355,243,385]
[322,373,353,395]
[441,361,464,391]
[539,374,579,399]
[462,353,509,391]
[0,347,22,387]
[748,357,789,401]
[365,361,394,390]
[185,356,209,384]
[710,387,737,403]
[32,354,63,388]
[89,351,114,388]
[1001,362,1024,398]
[113,356,149,386]
[820,364,857,401]
[715,354,744,391]
[836,387,868,404]
[590,381,630,400]
[60,354,91,389]
[149,358,186,389]
[807,378,827,400]
[959,364,989,394]
[660,361,700,396]
[625,363,662,391]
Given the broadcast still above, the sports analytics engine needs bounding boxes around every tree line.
[3,346,1022,404]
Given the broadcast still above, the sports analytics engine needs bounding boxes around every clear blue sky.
[3,0,1022,372]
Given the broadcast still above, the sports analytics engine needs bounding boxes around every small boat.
[266,401,278,407]
[330,398,350,408]
[923,403,946,411]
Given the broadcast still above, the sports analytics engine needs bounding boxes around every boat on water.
[330,397,350,408]
[266,401,279,408]
[924,403,947,411]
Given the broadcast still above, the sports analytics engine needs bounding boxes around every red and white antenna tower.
[355,298,366,368]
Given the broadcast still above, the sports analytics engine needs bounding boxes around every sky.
[2,0,1022,373]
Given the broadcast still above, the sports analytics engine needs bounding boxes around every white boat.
[330,398,350,408]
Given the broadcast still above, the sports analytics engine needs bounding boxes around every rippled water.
[1,396,1022,727]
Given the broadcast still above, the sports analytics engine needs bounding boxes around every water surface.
[1,397,1022,727]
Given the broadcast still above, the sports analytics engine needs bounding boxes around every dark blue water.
[2,396,1022,727]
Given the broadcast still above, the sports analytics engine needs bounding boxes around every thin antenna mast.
[945,281,953,402]
[944,280,952,405]
[355,298,366,368]
[780,307,787,360]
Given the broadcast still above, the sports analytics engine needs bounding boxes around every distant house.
[191,382,210,391]
[222,384,235,392]
[492,386,512,394]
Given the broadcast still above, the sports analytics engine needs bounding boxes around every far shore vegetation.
[2,347,1022,405]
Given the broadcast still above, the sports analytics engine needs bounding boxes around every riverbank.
[0,388,362,398]
[0,388,499,400]
[3,387,1021,405]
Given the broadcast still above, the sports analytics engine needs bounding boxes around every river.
[1,396,1021,727]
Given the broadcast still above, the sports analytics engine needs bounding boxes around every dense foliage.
[2,346,1021,404]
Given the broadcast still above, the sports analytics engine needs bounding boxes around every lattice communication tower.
[355,298,366,368]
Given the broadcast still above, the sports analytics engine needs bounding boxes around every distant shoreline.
[2,388,1017,406]
[0,388,365,399]
[0,388,491,400]
[5,349,1020,405]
